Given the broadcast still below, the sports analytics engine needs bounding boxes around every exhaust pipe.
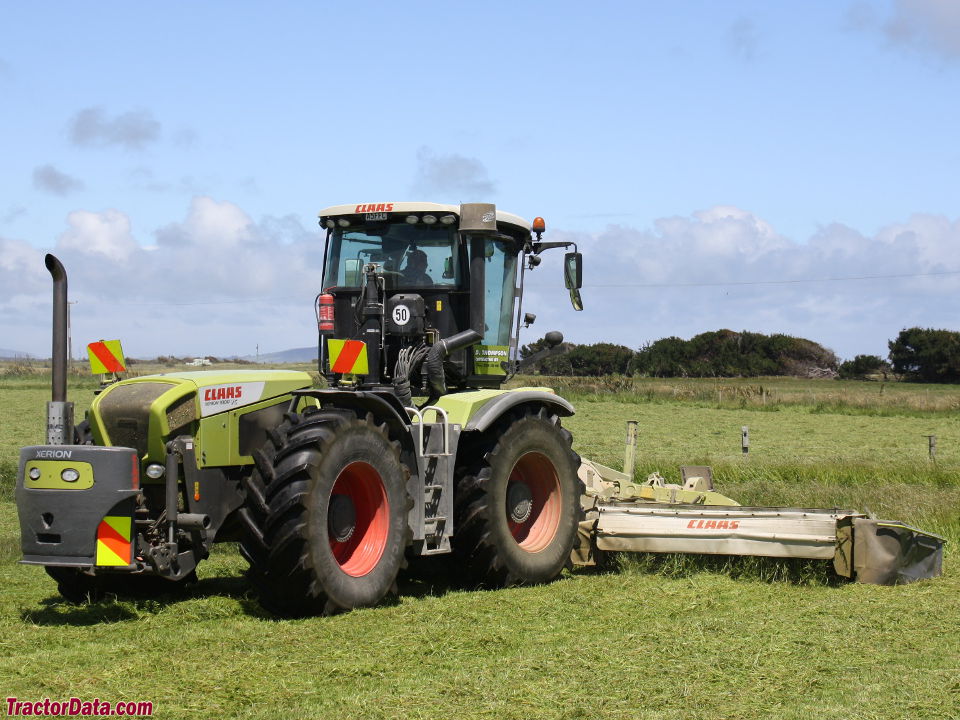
[423,328,483,406]
[44,254,74,445]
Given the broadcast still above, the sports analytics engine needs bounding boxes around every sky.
[1,0,958,361]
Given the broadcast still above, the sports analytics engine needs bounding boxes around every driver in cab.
[401,249,432,286]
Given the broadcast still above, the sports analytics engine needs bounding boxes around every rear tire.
[239,409,410,617]
[453,408,583,587]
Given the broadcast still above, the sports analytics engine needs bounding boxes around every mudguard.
[461,389,574,432]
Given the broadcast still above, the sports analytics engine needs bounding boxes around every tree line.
[520,327,960,383]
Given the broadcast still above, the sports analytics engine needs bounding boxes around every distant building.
[186,357,212,367]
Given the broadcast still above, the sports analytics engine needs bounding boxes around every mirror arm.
[531,241,577,255]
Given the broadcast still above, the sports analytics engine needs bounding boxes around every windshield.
[323,223,460,289]
[472,237,518,347]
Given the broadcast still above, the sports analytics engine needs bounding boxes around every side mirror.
[564,252,583,311]
[344,258,362,286]
[563,252,582,290]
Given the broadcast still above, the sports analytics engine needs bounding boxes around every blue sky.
[1,1,958,361]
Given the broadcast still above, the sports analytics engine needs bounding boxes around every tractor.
[16,202,586,615]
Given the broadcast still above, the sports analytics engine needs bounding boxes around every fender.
[463,390,575,433]
[291,389,413,450]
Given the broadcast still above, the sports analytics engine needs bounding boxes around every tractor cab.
[317,202,581,398]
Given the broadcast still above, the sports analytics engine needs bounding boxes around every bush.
[838,354,889,380]
[888,327,960,382]
[633,330,837,378]
[520,330,839,378]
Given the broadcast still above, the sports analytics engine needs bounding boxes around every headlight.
[145,463,165,479]
[28,467,42,481]
[60,468,80,483]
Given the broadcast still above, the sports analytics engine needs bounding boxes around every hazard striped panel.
[327,339,369,375]
[95,515,133,566]
[87,340,126,374]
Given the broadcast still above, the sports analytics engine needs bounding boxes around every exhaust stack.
[44,254,74,444]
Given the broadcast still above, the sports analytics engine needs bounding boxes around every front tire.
[239,410,410,616]
[453,408,583,587]
[45,567,197,603]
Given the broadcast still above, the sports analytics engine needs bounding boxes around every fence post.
[624,420,638,478]
[741,426,749,455]
[925,434,937,460]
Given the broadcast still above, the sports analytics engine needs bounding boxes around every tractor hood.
[88,370,313,468]
[160,370,312,417]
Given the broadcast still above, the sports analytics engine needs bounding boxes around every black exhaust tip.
[45,254,69,403]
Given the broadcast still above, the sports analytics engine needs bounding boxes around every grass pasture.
[0,367,957,719]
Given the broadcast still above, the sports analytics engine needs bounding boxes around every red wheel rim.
[506,451,561,553]
[328,461,390,577]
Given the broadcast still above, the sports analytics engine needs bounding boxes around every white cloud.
[727,17,759,61]
[520,207,960,360]
[0,236,47,295]
[850,0,960,61]
[4,200,958,361]
[0,197,325,358]
[57,209,138,261]
[33,164,85,196]
[413,147,496,198]
[69,107,161,150]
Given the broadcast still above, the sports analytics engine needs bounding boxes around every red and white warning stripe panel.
[87,340,126,374]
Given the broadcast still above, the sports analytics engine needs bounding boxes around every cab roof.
[318,202,532,233]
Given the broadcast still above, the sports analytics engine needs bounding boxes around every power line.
[585,269,960,289]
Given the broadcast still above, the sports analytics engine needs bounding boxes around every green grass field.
[1,369,957,719]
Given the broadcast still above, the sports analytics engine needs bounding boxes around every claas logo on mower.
[687,519,740,530]
[203,386,243,401]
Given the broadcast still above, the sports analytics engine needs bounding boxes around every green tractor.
[17,202,586,615]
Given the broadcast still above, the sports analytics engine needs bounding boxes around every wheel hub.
[328,494,356,543]
[507,482,533,524]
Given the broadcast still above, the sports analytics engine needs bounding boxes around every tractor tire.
[238,409,411,617]
[453,408,583,587]
[45,567,107,603]
[73,420,93,445]
[45,567,198,603]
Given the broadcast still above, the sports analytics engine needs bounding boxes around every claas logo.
[687,519,740,530]
[204,386,243,401]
